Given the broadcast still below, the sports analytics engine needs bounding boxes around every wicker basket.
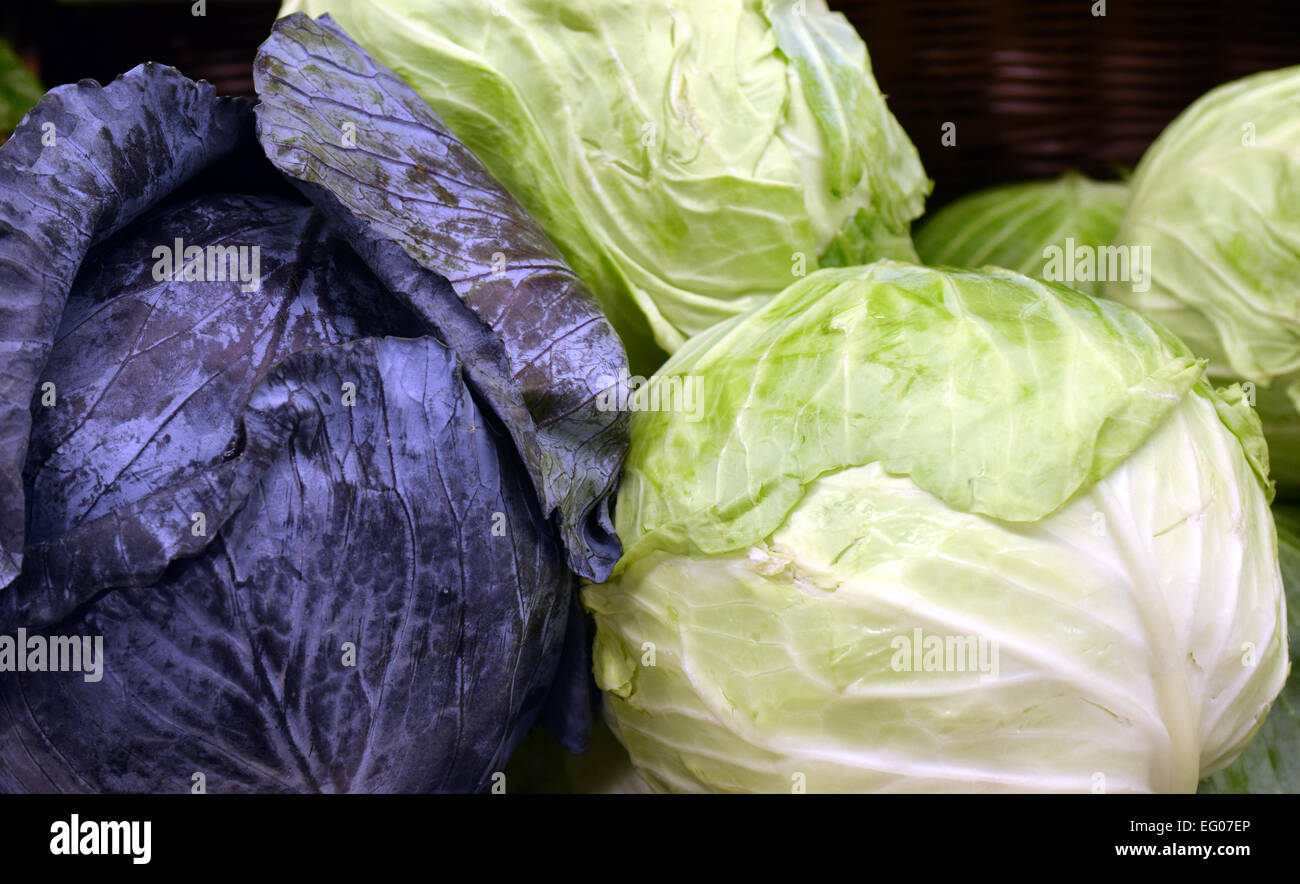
[843,0,1300,205]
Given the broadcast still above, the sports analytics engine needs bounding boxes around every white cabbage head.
[586,262,1288,793]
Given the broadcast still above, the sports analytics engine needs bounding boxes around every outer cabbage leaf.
[0,62,251,590]
[276,0,929,369]
[611,262,1214,566]
[0,15,628,792]
[1200,508,1300,793]
[915,172,1126,297]
[587,262,1285,793]
[764,1,929,268]
[255,13,628,580]
[1106,66,1300,493]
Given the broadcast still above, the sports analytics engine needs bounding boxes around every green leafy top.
[614,261,1271,571]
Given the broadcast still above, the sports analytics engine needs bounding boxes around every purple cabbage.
[0,14,628,793]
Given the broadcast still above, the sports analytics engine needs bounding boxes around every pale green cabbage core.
[1106,65,1300,491]
[587,392,1287,792]
[915,172,1127,297]
[276,0,929,369]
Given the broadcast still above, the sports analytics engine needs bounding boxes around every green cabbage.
[586,261,1287,793]
[0,38,41,138]
[915,172,1126,297]
[276,0,929,370]
[1107,66,1300,494]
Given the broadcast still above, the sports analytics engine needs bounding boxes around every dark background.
[3,0,1300,208]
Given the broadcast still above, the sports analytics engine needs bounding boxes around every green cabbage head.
[915,172,1126,297]
[1106,66,1300,494]
[585,261,1288,793]
[276,0,929,370]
